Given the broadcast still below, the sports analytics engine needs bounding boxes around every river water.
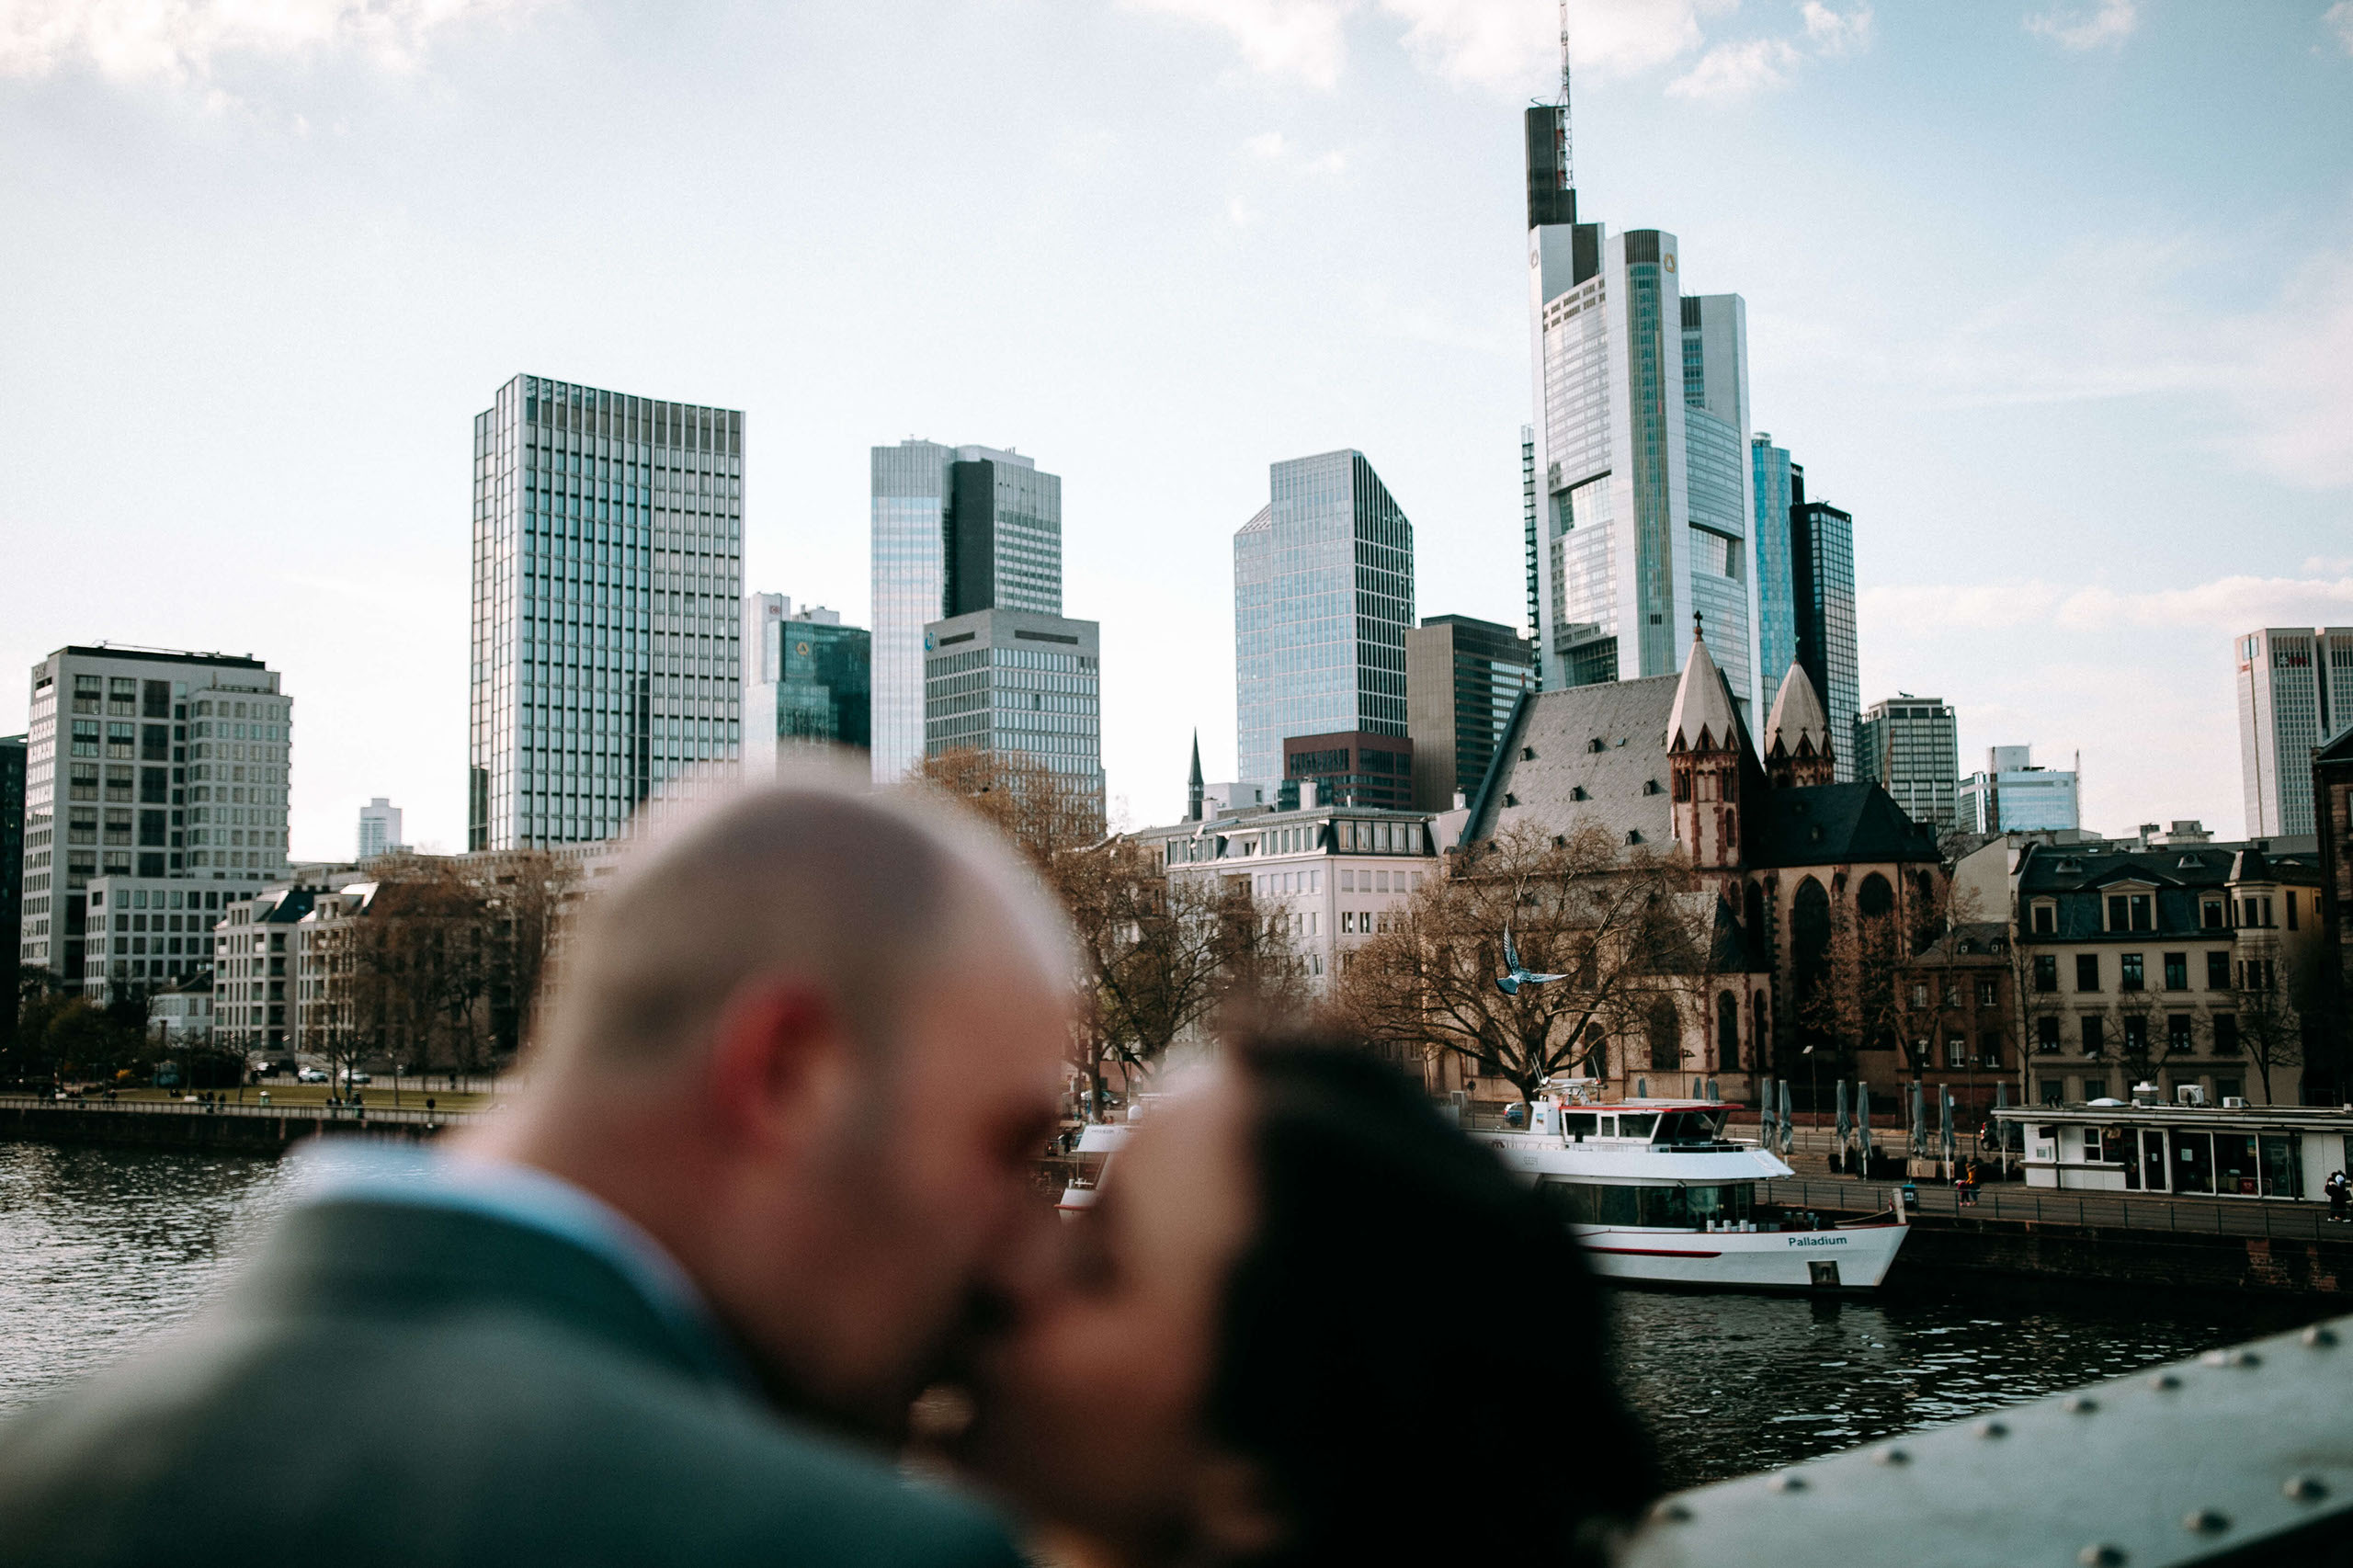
[0,1142,2334,1486]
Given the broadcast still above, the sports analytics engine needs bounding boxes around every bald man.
[0,775,1075,1568]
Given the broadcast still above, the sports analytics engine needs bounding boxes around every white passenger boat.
[1485,1092,1908,1290]
[1057,1092,1907,1290]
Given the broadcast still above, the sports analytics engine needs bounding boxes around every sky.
[2,0,2350,858]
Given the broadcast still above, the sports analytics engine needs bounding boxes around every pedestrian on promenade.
[0,768,1074,1568]
[2327,1170,2348,1223]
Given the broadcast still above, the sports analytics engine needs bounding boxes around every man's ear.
[1192,1453,1289,1562]
[703,981,856,1153]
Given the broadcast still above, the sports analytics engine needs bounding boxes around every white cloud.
[1861,572,2353,638]
[1665,36,1800,100]
[1246,130,1289,157]
[0,0,544,82]
[1801,1,1872,56]
[2328,2,2353,57]
[2024,0,2139,51]
[1125,0,1357,88]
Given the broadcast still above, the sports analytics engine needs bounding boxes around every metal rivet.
[2285,1475,2329,1503]
[2079,1545,2126,1566]
[2182,1509,2230,1534]
[1650,1501,1692,1524]
[2147,1373,2180,1391]
[2200,1350,2229,1367]
[1872,1445,1910,1466]
[1769,1472,1807,1493]
[1974,1419,2008,1438]
[2304,1325,2339,1348]
[2064,1395,2099,1414]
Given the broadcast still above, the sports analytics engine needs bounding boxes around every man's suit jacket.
[0,1197,1023,1568]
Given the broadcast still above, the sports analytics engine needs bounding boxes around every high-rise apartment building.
[1405,615,1536,811]
[1789,463,1859,783]
[745,592,871,767]
[17,645,290,990]
[1,733,23,989]
[923,607,1102,826]
[1749,435,1799,716]
[1234,450,1415,790]
[1958,744,2080,835]
[1858,695,1959,833]
[357,798,403,859]
[1523,92,1760,717]
[2236,626,2353,839]
[470,374,744,853]
[870,441,1062,782]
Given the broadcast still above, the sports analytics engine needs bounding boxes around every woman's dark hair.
[1207,1039,1657,1567]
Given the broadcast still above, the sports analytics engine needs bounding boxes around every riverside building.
[1233,450,1415,790]
[469,374,744,853]
[17,645,290,991]
[870,440,1062,782]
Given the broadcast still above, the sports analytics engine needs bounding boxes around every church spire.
[1186,730,1204,823]
[1764,661,1835,789]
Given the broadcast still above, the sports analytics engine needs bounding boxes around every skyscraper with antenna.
[1521,11,1764,722]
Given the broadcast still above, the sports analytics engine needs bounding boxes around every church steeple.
[1764,661,1835,789]
[1186,730,1204,823]
[1667,619,1745,869]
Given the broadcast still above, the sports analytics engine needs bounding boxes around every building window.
[2031,902,2056,935]
[2034,954,2059,993]
[2040,1078,2064,1107]
[2083,1016,2105,1052]
[2163,953,2188,990]
[1978,978,1999,1007]
[1909,982,1929,1008]
[2201,900,2223,929]
[1980,1028,2003,1067]
[2213,1014,2239,1054]
[2206,951,2230,990]
[2036,1016,2062,1053]
[2121,1015,2148,1055]
[2120,953,2143,991]
[2075,953,2100,991]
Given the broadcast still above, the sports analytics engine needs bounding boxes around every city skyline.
[3,4,2349,854]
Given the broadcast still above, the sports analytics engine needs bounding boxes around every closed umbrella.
[1836,1080,1851,1173]
[1858,1083,1874,1173]
[1779,1079,1795,1156]
[1910,1080,1926,1162]
[1939,1085,1955,1169]
[1759,1076,1777,1150]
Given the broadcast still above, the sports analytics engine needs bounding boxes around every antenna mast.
[1558,0,1574,187]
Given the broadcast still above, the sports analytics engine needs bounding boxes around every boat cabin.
[1992,1102,2353,1199]
[1531,1097,1741,1150]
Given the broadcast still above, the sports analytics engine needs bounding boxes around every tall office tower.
[1523,90,1760,714]
[1405,615,1536,811]
[470,375,743,852]
[1749,434,1800,714]
[17,646,290,991]
[1520,424,1541,660]
[1958,744,2080,835]
[923,608,1103,828]
[357,798,404,859]
[1,733,23,989]
[1233,450,1415,790]
[1788,462,1859,783]
[870,440,1062,782]
[2236,626,2353,839]
[745,590,871,770]
[1858,695,1959,832]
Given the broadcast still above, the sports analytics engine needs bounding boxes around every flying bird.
[1496,927,1570,996]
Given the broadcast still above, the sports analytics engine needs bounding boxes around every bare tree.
[2233,957,2303,1105]
[1057,839,1235,1118]
[915,748,1105,871]
[1327,824,1713,1106]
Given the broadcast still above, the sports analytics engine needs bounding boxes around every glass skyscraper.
[1749,434,1799,716]
[1233,450,1415,789]
[1858,696,1958,831]
[470,374,743,851]
[870,440,1060,781]
[2236,626,2353,838]
[1405,614,1535,811]
[1525,146,1761,717]
[1789,462,1859,783]
[745,593,871,766]
[924,608,1102,827]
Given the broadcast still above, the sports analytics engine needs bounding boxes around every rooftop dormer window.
[2105,890,2153,932]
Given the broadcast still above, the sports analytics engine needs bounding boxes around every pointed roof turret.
[1766,661,1832,764]
[1186,730,1205,822]
[1666,618,1738,753]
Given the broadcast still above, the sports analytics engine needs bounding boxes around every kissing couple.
[0,773,1654,1568]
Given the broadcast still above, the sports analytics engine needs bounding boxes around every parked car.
[345,1071,372,1086]
[296,1068,328,1084]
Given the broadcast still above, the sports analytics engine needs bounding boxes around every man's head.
[473,766,1074,1437]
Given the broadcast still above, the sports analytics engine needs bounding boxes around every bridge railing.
[1761,1175,2342,1243]
[1618,1313,2353,1567]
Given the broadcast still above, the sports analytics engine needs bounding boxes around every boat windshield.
[1652,1110,1727,1145]
[1615,1113,1657,1139]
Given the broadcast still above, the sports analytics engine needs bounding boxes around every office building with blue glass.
[469,375,743,851]
[1789,465,1859,783]
[870,441,1061,782]
[1233,450,1415,790]
[745,593,870,767]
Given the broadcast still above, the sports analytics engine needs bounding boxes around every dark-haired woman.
[959,1041,1656,1568]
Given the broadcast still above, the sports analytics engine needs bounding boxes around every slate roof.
[1751,782,1942,869]
[2317,726,2353,764]
[1764,661,1831,763]
[1666,634,1740,753]
[1461,676,1680,849]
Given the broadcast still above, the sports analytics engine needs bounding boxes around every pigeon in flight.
[1496,927,1570,996]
